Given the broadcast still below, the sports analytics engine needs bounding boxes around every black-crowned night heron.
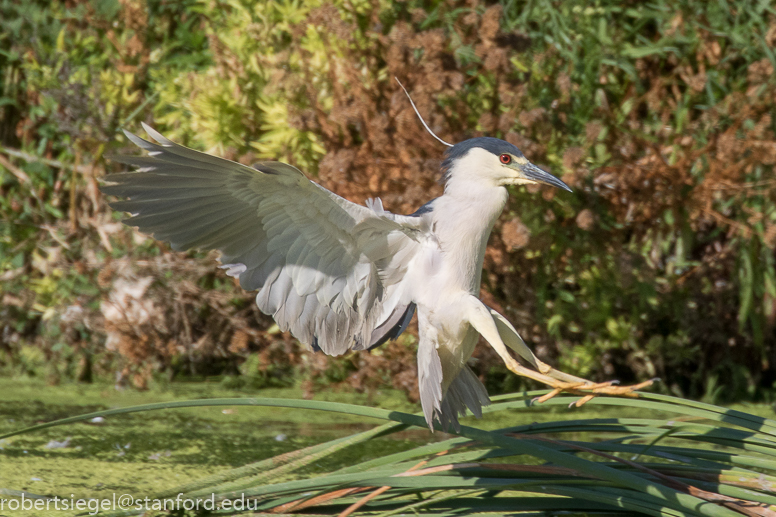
[102,90,652,431]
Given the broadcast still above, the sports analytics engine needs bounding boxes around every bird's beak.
[518,162,572,192]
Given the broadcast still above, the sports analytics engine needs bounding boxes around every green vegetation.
[1,0,775,403]
[4,380,776,516]
[0,378,427,516]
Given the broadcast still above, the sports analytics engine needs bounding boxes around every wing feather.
[104,125,422,354]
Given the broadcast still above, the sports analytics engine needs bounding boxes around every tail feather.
[437,365,491,432]
[418,333,444,431]
[417,315,490,432]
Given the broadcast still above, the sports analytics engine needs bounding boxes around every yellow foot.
[535,378,658,407]
[502,356,657,406]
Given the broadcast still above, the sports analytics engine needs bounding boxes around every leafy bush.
[1,0,775,402]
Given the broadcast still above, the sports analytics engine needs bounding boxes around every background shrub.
[1,0,775,403]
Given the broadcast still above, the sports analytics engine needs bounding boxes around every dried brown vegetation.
[1,0,775,402]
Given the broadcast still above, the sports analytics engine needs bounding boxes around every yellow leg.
[504,357,655,406]
[469,298,655,406]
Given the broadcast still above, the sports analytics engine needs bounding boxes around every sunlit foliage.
[0,0,775,402]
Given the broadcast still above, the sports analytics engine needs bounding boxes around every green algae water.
[0,378,427,515]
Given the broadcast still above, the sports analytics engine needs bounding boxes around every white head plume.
[395,78,453,148]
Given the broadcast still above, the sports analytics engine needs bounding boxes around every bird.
[102,87,652,431]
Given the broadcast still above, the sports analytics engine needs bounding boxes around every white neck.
[431,178,508,293]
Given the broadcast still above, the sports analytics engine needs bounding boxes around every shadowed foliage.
[0,0,775,403]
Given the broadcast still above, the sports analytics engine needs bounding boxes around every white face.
[449,148,516,187]
[449,147,571,191]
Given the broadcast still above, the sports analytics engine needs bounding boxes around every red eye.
[500,154,511,164]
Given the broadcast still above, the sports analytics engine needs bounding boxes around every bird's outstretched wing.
[102,124,421,355]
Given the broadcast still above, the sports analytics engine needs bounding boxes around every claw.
[534,388,563,404]
[571,395,595,407]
